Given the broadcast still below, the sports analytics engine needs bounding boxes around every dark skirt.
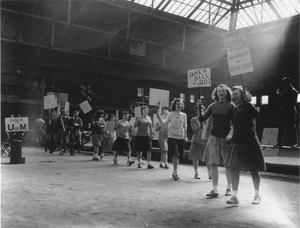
[112,137,130,152]
[225,137,266,172]
[134,136,152,152]
[168,138,184,159]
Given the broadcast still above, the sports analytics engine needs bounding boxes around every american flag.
[130,41,146,57]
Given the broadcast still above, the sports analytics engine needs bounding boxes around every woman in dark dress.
[225,86,266,205]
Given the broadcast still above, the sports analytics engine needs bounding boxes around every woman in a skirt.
[199,84,235,198]
[225,86,266,205]
[91,110,106,161]
[134,106,155,169]
[155,109,169,169]
[101,114,116,159]
[189,102,211,179]
[112,111,134,166]
[157,98,188,181]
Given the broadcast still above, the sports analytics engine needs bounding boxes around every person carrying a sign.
[225,86,266,205]
[56,109,71,155]
[199,84,235,198]
[69,110,83,156]
[155,109,169,169]
[134,106,155,169]
[45,110,57,154]
[189,102,211,179]
[157,98,188,181]
[91,110,106,161]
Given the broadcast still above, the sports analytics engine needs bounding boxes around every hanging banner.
[222,29,253,76]
[79,100,92,114]
[187,68,211,88]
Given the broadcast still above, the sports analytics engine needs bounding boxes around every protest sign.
[149,88,169,107]
[79,100,92,114]
[222,29,253,76]
[5,117,29,132]
[187,68,211,88]
[44,95,57,110]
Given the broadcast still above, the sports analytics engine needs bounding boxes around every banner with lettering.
[222,29,253,76]
[187,68,211,88]
[5,117,29,132]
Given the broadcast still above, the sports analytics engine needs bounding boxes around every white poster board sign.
[222,29,253,76]
[149,88,170,107]
[5,117,29,132]
[79,100,92,114]
[187,68,211,88]
[47,92,68,107]
[44,95,57,110]
[134,106,141,118]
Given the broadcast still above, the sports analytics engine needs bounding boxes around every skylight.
[129,0,300,30]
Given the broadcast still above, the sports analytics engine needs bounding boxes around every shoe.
[147,164,154,169]
[226,196,239,205]
[206,190,219,198]
[114,160,119,165]
[100,155,103,160]
[70,153,75,156]
[159,164,164,168]
[172,174,180,181]
[225,189,232,196]
[141,161,145,164]
[93,158,99,161]
[164,165,169,169]
[274,143,282,147]
[252,195,261,205]
[59,152,65,156]
[194,174,201,179]
[138,164,142,168]
[128,161,135,166]
[290,144,298,148]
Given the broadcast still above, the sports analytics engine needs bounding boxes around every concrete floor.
[1,147,299,228]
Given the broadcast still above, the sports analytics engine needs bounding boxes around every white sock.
[232,190,238,197]
[213,186,218,193]
[255,190,259,196]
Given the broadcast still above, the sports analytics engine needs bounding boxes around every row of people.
[45,109,83,155]
[155,84,266,205]
[44,84,266,206]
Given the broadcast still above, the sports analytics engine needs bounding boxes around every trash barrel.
[10,140,25,164]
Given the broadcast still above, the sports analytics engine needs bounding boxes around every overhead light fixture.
[261,95,269,105]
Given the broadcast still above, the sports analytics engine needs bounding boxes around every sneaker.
[164,165,169,169]
[274,143,282,147]
[226,196,239,205]
[252,195,261,205]
[92,157,99,161]
[128,161,135,166]
[225,189,232,196]
[206,190,219,198]
[290,144,298,148]
[172,174,180,181]
[159,164,164,168]
[147,164,154,169]
[194,174,201,179]
[141,160,145,164]
[138,164,142,168]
